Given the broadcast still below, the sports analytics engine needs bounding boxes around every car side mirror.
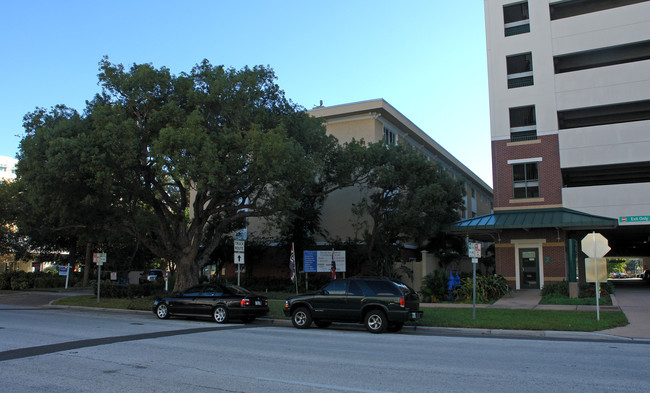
[320,290,329,296]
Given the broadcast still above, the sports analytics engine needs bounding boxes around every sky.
[0,0,492,186]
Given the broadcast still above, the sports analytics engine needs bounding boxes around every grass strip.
[54,296,628,332]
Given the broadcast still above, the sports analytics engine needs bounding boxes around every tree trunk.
[83,242,92,287]
[173,254,200,292]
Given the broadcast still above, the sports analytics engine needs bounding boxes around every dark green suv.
[283,277,423,333]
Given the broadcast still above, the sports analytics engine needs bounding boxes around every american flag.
[331,249,336,279]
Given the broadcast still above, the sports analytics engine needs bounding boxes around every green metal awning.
[445,207,618,233]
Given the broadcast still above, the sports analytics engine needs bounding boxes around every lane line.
[0,325,251,362]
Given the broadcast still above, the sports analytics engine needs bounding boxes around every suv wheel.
[364,310,387,334]
[292,307,312,329]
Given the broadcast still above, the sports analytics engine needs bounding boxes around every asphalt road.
[1,303,649,393]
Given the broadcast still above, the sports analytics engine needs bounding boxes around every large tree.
[15,58,365,291]
[352,142,466,276]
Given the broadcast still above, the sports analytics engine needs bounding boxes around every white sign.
[234,252,245,265]
[234,240,245,253]
[93,253,107,265]
[581,233,610,258]
[585,258,608,283]
[472,257,478,264]
[468,242,481,258]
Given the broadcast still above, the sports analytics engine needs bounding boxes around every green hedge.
[0,271,81,290]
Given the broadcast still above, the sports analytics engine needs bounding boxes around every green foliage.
[421,269,449,302]
[352,143,465,274]
[579,282,614,298]
[455,274,511,304]
[541,281,569,297]
[13,58,368,293]
[0,271,80,290]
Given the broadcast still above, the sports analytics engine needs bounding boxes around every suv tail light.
[400,296,405,307]
[241,298,250,307]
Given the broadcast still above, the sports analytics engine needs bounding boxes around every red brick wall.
[491,134,562,209]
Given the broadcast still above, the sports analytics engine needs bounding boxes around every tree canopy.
[13,58,366,291]
[352,142,466,276]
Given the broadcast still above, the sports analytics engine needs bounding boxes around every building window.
[383,127,397,146]
[507,53,533,88]
[513,162,539,199]
[557,99,650,130]
[504,2,530,36]
[0,165,6,172]
[509,105,537,141]
[550,0,647,21]
[554,40,650,74]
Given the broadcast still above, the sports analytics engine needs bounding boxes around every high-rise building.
[451,1,650,289]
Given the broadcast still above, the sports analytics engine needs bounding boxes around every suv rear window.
[364,280,401,296]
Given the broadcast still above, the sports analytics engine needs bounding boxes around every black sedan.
[153,283,269,323]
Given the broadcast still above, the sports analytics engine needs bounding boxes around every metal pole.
[472,261,477,320]
[65,264,70,289]
[97,264,101,304]
[593,231,600,321]
[237,264,241,286]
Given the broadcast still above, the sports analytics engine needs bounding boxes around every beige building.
[308,99,493,245]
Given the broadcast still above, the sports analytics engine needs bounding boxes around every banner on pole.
[303,250,346,273]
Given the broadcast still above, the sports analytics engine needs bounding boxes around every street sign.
[585,258,608,282]
[468,242,481,258]
[234,252,245,265]
[234,240,245,253]
[581,233,610,258]
[471,258,478,264]
[93,253,107,266]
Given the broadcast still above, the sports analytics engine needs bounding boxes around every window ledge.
[507,139,541,147]
[509,197,545,204]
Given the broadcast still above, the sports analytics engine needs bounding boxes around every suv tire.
[364,309,387,334]
[292,307,312,329]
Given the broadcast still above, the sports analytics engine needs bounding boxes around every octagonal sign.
[581,232,610,258]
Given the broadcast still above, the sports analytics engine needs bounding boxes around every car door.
[170,285,202,314]
[310,280,348,320]
[343,280,365,320]
[193,284,224,316]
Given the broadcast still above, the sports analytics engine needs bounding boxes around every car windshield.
[225,285,251,296]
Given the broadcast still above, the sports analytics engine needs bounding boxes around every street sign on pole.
[234,240,245,253]
[581,232,610,321]
[234,252,245,265]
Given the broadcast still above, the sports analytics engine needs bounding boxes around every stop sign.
[581,232,610,258]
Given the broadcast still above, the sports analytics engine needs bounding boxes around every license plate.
[411,311,423,320]
[255,301,262,306]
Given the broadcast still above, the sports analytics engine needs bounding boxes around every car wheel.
[155,303,170,319]
[213,306,229,323]
[387,322,404,333]
[241,316,256,323]
[291,307,312,329]
[364,310,387,334]
[314,319,332,328]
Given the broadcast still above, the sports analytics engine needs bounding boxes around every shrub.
[455,274,511,303]
[541,281,569,297]
[579,282,613,298]
[421,269,449,302]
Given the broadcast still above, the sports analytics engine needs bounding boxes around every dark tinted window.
[201,285,223,296]
[225,285,251,296]
[323,280,347,295]
[182,286,202,297]
[365,280,401,296]
[347,281,363,296]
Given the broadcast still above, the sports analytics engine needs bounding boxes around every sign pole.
[97,263,101,304]
[65,264,70,289]
[593,231,600,321]
[472,259,477,320]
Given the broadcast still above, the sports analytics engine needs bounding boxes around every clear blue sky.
[0,0,492,186]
